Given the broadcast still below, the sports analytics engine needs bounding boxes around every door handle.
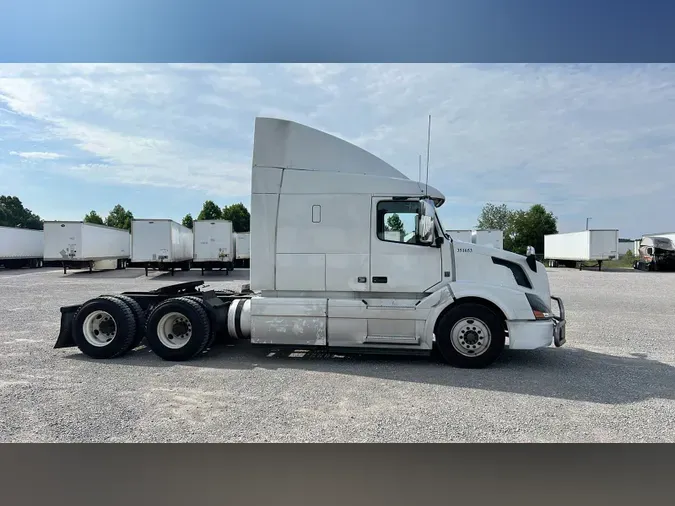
[372,276,387,283]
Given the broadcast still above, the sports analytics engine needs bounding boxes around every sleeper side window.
[376,200,424,245]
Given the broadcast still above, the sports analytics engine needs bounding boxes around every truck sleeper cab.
[53,117,566,368]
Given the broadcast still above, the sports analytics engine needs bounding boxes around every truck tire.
[183,296,217,349]
[72,296,137,359]
[435,303,505,368]
[109,295,147,350]
[145,297,212,361]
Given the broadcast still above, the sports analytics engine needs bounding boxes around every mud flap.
[53,305,80,348]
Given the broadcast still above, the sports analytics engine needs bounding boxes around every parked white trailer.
[44,221,130,273]
[131,219,193,276]
[0,226,44,269]
[445,229,473,243]
[192,219,235,275]
[617,239,634,257]
[234,231,250,267]
[544,229,619,270]
[55,117,567,369]
[473,229,504,249]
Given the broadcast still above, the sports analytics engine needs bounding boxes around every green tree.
[509,204,558,255]
[83,210,104,225]
[222,202,250,233]
[197,200,223,221]
[477,203,513,231]
[182,213,194,229]
[0,195,43,230]
[386,213,405,233]
[105,204,134,230]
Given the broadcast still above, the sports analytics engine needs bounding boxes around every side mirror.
[417,215,435,244]
[525,245,537,272]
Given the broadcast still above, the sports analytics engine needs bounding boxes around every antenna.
[425,114,432,196]
[418,154,422,182]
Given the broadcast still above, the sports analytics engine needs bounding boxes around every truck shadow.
[62,268,147,279]
[66,341,675,406]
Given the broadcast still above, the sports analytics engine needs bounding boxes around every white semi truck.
[192,219,235,275]
[0,226,44,269]
[54,117,566,368]
[633,235,675,271]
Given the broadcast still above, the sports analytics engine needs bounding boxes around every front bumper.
[551,295,566,347]
[506,295,567,350]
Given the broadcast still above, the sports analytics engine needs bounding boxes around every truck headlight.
[526,293,553,319]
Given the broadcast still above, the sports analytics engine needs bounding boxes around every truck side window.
[376,200,423,245]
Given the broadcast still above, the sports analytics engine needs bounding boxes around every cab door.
[369,198,442,294]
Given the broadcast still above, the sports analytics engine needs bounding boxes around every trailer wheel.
[109,295,147,349]
[72,296,137,359]
[435,303,505,368]
[145,297,211,361]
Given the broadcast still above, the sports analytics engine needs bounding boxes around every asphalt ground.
[0,265,673,442]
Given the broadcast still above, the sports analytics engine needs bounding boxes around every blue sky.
[0,63,674,238]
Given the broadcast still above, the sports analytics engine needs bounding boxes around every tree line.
[476,203,558,255]
[0,196,44,229]
[3,194,555,255]
[180,200,250,233]
[86,200,251,233]
[1,195,251,234]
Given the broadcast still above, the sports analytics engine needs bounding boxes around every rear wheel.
[145,297,212,361]
[435,303,505,368]
[72,296,137,359]
[109,295,146,350]
[183,296,217,348]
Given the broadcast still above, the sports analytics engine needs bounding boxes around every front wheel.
[435,303,505,368]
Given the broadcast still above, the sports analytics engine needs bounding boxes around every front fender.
[423,282,534,341]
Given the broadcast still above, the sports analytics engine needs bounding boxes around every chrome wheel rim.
[450,317,491,357]
[82,310,117,347]
[156,312,192,349]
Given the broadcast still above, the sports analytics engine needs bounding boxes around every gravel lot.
[0,265,673,442]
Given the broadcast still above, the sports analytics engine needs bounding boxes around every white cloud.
[0,63,674,234]
[9,151,64,160]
